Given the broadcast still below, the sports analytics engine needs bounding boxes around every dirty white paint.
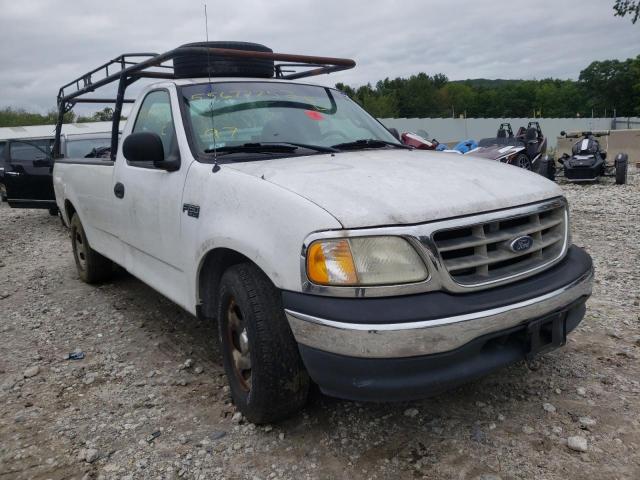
[229,149,561,229]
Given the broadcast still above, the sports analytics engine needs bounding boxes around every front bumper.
[564,160,603,182]
[283,246,593,401]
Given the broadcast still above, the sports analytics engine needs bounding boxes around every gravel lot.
[1,171,639,480]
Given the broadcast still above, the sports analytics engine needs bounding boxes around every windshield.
[180,82,399,159]
[65,138,111,158]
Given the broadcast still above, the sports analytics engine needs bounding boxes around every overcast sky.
[0,0,637,114]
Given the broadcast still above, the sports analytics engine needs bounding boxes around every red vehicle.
[401,132,439,150]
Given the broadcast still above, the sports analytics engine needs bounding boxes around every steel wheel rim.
[74,229,87,270]
[226,297,252,391]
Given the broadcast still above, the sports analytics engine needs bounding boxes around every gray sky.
[0,0,637,114]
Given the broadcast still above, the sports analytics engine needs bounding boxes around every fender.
[184,162,342,312]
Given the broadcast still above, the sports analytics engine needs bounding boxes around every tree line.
[336,55,640,119]
[0,55,638,127]
[0,106,116,128]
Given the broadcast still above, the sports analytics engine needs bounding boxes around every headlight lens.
[306,236,428,286]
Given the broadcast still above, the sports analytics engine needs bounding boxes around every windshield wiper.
[331,139,410,150]
[204,142,338,156]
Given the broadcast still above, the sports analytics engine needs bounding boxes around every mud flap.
[525,313,567,362]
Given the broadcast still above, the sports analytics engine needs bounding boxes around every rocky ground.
[1,171,639,480]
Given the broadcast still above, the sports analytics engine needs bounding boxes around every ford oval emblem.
[510,235,534,253]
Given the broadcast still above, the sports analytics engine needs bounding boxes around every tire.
[513,153,532,170]
[0,183,6,202]
[173,41,274,79]
[70,214,113,284]
[615,154,628,185]
[216,263,309,424]
[540,156,556,181]
[48,207,59,216]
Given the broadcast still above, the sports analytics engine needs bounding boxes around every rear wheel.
[0,183,6,202]
[513,153,532,170]
[70,214,113,283]
[540,156,556,181]
[615,156,628,185]
[217,263,309,424]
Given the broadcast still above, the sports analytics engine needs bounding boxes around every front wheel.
[70,214,113,283]
[217,263,309,424]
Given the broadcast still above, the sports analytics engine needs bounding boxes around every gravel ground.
[1,171,639,480]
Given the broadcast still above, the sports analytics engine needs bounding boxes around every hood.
[469,144,525,161]
[226,149,562,229]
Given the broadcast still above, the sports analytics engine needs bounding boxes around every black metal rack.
[54,46,356,160]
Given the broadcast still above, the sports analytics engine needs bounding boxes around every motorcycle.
[557,131,628,184]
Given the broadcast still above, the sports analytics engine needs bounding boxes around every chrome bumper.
[285,268,593,359]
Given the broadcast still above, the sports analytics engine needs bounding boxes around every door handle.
[114,182,125,199]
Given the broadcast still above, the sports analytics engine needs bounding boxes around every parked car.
[0,140,6,201]
[557,130,628,184]
[53,42,594,423]
[1,137,56,213]
[0,125,113,214]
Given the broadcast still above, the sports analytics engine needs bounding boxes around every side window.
[132,90,177,163]
[9,139,51,163]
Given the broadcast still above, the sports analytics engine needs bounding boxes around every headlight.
[306,236,428,286]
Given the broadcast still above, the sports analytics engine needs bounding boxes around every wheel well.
[64,200,77,224]
[197,248,254,321]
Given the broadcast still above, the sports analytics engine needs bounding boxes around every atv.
[557,131,628,184]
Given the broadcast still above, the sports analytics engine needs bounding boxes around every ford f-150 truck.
[52,42,594,423]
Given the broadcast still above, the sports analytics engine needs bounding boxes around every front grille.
[432,204,566,285]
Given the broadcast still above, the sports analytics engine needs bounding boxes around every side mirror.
[387,127,400,141]
[123,132,179,171]
[560,130,566,137]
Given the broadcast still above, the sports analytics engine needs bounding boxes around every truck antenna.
[204,2,220,172]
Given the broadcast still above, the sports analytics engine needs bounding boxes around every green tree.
[77,107,115,123]
[579,56,640,115]
[614,0,640,23]
[0,107,75,127]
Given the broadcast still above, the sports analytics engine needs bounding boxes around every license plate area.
[525,312,567,361]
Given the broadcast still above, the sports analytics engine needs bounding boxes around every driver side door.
[113,88,192,308]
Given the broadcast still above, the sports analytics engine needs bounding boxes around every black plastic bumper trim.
[299,299,587,402]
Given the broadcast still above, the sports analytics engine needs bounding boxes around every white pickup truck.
[52,42,594,423]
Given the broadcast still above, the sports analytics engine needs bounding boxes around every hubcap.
[226,298,252,391]
[74,230,87,270]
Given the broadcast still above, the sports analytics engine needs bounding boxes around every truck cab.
[52,42,594,424]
